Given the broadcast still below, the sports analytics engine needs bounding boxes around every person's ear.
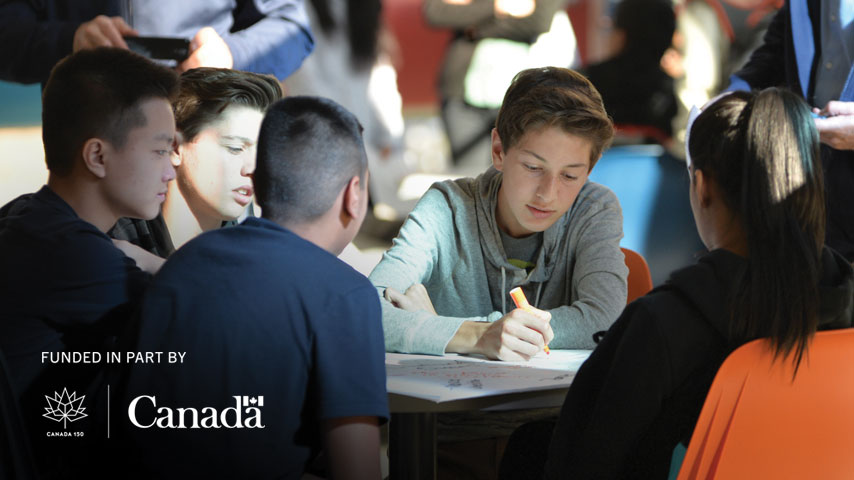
[693,169,713,208]
[342,175,363,220]
[173,143,186,168]
[491,129,505,171]
[171,133,183,167]
[81,138,108,178]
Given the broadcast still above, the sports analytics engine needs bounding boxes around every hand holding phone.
[124,36,190,62]
[74,16,137,52]
[178,27,234,72]
[813,102,854,151]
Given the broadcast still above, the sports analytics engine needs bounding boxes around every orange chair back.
[677,328,854,480]
[621,247,653,304]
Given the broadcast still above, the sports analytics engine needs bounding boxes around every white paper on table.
[386,350,591,403]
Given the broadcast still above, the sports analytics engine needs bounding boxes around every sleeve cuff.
[726,75,751,92]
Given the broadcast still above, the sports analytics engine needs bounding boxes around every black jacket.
[109,213,243,258]
[544,247,854,479]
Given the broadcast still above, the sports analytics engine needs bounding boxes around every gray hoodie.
[369,167,628,355]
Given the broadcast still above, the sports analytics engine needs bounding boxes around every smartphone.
[125,36,190,62]
[811,111,827,120]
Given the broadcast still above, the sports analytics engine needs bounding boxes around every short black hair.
[173,67,282,142]
[254,96,367,224]
[41,47,179,176]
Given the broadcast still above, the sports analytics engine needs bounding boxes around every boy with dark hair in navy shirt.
[0,47,178,477]
[115,96,387,479]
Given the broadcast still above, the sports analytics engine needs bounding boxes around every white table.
[386,350,591,479]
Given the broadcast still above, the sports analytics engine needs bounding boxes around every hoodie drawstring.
[501,267,507,314]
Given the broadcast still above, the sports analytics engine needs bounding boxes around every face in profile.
[492,126,592,237]
[102,97,177,221]
[685,94,730,251]
[175,105,265,223]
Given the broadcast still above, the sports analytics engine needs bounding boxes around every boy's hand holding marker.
[469,302,552,361]
[387,283,553,362]
[510,287,551,354]
[455,287,552,362]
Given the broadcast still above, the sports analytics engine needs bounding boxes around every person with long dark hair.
[500,87,854,479]
[308,0,381,69]
[286,0,414,219]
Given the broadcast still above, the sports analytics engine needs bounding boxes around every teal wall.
[0,81,41,126]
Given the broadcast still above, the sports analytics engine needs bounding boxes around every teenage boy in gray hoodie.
[370,66,628,359]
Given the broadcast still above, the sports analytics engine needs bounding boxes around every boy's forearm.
[445,320,490,354]
[380,297,483,355]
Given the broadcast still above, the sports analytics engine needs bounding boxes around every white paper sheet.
[386,350,591,403]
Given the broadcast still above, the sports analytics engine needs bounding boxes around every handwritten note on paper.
[386,350,591,403]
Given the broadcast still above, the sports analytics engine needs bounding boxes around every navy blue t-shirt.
[0,185,150,475]
[117,217,388,478]
[0,186,149,393]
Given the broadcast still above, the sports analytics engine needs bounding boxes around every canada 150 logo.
[43,388,88,437]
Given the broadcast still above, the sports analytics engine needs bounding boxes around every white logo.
[128,395,265,429]
[43,388,88,429]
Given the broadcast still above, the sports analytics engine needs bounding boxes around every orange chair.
[677,328,854,480]
[621,247,653,304]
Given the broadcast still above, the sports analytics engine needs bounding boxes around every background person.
[0,0,313,84]
[730,0,854,261]
[286,0,414,219]
[582,0,678,141]
[423,0,570,170]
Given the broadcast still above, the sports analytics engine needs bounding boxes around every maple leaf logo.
[43,388,88,429]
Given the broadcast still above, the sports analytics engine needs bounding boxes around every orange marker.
[509,287,550,354]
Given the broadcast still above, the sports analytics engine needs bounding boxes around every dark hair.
[688,88,825,368]
[41,48,178,176]
[309,0,381,69]
[172,68,282,142]
[613,0,675,61]
[254,96,367,224]
[495,67,614,169]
